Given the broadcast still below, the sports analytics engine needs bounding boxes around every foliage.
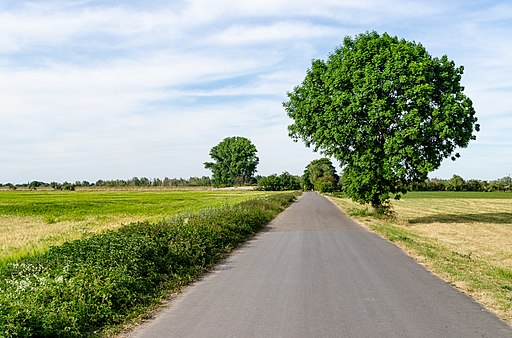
[0,176,213,189]
[204,136,259,187]
[284,31,479,209]
[93,176,213,188]
[0,192,299,337]
[256,172,301,191]
[301,169,314,191]
[303,158,339,192]
[411,175,512,192]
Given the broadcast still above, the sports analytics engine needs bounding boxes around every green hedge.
[0,192,299,337]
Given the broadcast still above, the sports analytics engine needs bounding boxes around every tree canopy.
[303,158,339,193]
[284,31,479,209]
[256,172,301,191]
[204,136,259,187]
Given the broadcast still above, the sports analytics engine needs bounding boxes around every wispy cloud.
[0,0,511,182]
[212,21,341,45]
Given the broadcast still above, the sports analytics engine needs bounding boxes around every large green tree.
[284,31,479,209]
[204,136,259,187]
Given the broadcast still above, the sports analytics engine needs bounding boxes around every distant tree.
[257,174,282,191]
[152,178,162,187]
[188,176,212,187]
[62,182,75,191]
[257,172,301,191]
[28,181,47,190]
[487,175,512,192]
[496,175,512,191]
[139,177,150,186]
[204,136,259,187]
[284,31,479,210]
[447,175,465,191]
[305,158,339,193]
[279,172,301,190]
[465,179,485,192]
[301,169,314,191]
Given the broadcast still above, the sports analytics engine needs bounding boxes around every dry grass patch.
[393,196,512,267]
[329,191,512,324]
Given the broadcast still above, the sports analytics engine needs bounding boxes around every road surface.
[128,192,511,338]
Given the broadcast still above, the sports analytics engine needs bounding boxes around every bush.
[0,192,299,337]
[256,172,301,191]
[315,177,335,193]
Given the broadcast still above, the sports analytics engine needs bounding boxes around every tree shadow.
[409,212,512,224]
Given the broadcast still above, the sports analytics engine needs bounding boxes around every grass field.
[330,191,512,323]
[0,189,276,263]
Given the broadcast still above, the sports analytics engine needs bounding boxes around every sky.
[1,0,511,184]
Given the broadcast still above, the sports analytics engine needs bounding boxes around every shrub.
[256,172,301,191]
[0,192,299,337]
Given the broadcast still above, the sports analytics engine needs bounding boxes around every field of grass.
[0,192,300,337]
[0,189,276,263]
[330,191,512,323]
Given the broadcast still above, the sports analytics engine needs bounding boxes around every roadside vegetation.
[256,172,301,191]
[0,190,276,264]
[330,191,512,323]
[0,192,299,337]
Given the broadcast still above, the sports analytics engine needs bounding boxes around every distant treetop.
[204,136,259,187]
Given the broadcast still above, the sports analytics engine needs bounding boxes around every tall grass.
[0,192,299,337]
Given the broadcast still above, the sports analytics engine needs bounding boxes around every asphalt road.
[128,192,512,338]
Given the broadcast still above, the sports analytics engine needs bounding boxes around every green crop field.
[0,189,276,263]
[330,191,512,323]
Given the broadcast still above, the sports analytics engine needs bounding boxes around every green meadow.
[0,189,275,263]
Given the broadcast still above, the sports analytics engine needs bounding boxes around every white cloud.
[0,0,511,182]
[212,21,341,45]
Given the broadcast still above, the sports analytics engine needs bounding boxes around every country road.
[128,192,512,338]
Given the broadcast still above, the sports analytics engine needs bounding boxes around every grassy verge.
[0,192,300,337]
[329,191,512,324]
[0,190,276,264]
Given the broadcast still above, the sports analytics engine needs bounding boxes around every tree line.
[256,158,511,193]
[412,175,512,192]
[0,176,212,190]
[1,172,510,193]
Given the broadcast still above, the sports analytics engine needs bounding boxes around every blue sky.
[1,0,511,183]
